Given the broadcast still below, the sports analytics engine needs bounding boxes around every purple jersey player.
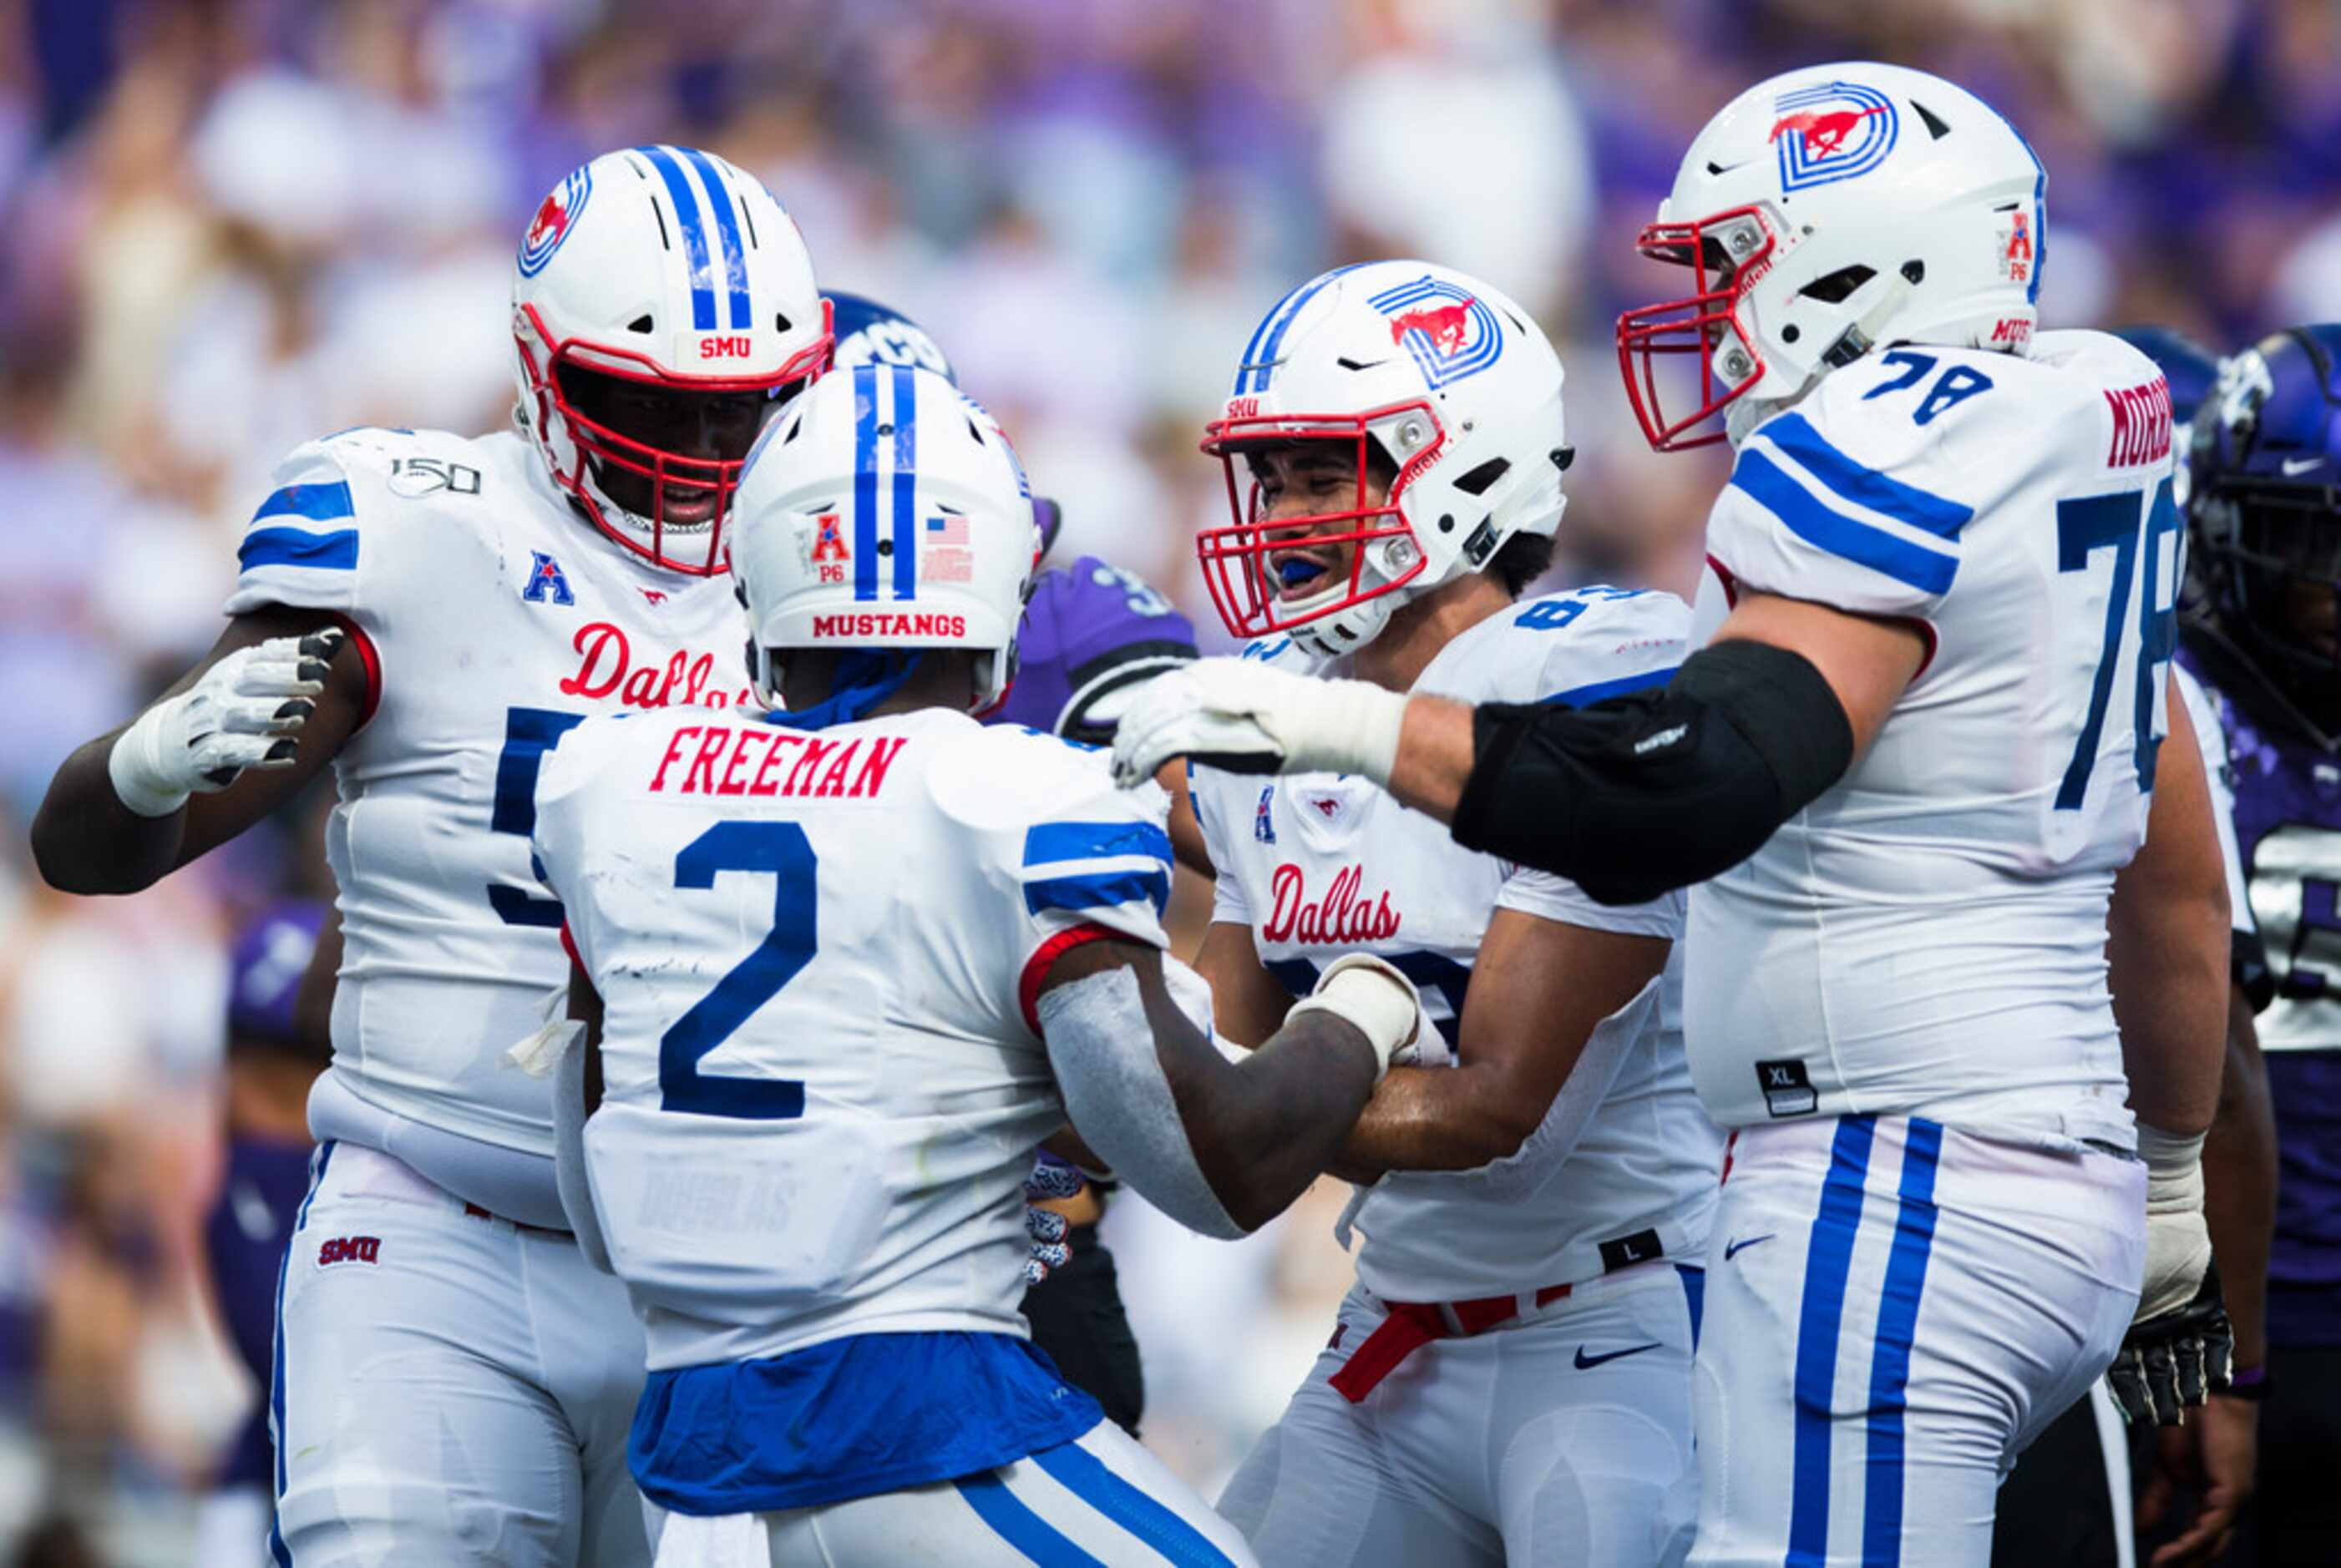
[2176,323,2341,1565]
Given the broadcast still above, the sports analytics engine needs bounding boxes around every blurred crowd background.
[0,0,2335,1560]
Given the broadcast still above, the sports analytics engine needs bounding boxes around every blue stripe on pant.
[1031,1441,1237,1567]
[954,1470,1103,1565]
[1787,1115,1877,1566]
[1862,1118,1943,1563]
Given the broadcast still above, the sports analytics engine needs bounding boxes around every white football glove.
[108,628,342,816]
[1108,657,1409,790]
[1283,953,1433,1081]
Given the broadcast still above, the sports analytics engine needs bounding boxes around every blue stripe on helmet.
[636,144,717,331]
[890,367,917,601]
[677,146,752,331]
[854,365,879,601]
[1239,264,1366,395]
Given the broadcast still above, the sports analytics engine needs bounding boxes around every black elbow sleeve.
[1451,640,1855,903]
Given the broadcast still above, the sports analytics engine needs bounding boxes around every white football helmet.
[1618,63,2045,451]
[1198,260,1569,658]
[729,363,1038,711]
[512,145,832,575]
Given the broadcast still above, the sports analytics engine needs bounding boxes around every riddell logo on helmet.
[700,336,754,359]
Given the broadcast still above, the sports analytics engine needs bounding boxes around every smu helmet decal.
[1769,80,1899,192]
[1368,274,1504,390]
[517,164,591,279]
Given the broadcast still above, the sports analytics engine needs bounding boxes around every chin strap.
[769,650,926,732]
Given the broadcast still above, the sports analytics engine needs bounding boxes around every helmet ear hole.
[627,315,654,334]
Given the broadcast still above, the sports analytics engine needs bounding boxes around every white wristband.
[2137,1123,2207,1212]
[107,706,191,818]
[1292,680,1409,787]
[1285,954,1423,1081]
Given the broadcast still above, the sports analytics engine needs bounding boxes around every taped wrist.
[108,701,191,817]
[1451,639,1854,905]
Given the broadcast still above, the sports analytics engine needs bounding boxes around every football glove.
[2108,1260,2234,1428]
[109,627,342,816]
[1108,657,1407,790]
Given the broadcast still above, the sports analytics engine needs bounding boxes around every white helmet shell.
[729,364,1038,711]
[1198,260,1569,659]
[511,145,832,574]
[1618,63,2045,451]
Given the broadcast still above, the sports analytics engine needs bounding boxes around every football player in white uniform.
[528,362,1427,1567]
[32,145,832,1565]
[1112,65,2236,1564]
[1176,260,1720,1566]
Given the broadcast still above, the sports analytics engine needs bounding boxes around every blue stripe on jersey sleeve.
[239,527,359,572]
[1760,412,1974,539]
[1538,665,1678,708]
[1025,868,1171,920]
[1729,448,1957,596]
[1023,821,1175,869]
[253,480,355,524]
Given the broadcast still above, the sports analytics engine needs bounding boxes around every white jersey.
[1191,590,1724,1302]
[224,427,755,1173]
[1690,330,2181,1147]
[531,706,1173,1373]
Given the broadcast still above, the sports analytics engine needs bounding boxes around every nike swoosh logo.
[2283,457,2323,477]
[1575,1342,1664,1370]
[1725,1233,1776,1261]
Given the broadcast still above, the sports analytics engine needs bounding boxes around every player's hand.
[1285,953,1430,1080]
[2137,1387,2257,1565]
[1108,658,1407,790]
[107,628,343,816]
[2109,1262,2234,1428]
[1021,1152,1085,1287]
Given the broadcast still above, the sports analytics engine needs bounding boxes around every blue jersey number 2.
[2055,477,2180,809]
[661,821,817,1120]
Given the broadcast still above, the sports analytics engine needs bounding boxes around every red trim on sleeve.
[1018,922,1123,1037]
[559,920,582,971]
[1903,617,1941,683]
[1705,554,1739,609]
[328,612,383,730]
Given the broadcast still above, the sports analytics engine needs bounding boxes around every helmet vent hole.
[1336,357,1377,372]
[1900,260,1926,286]
[1452,458,1511,497]
[628,315,655,335]
[1912,100,1953,140]
[1799,266,1876,305]
[1781,325,1801,344]
[1438,514,1456,533]
[774,311,793,335]
[647,199,671,250]
[739,201,760,249]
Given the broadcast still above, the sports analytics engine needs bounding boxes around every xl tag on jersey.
[1755,1059,1817,1118]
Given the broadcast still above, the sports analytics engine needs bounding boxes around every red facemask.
[515,300,834,575]
[1615,205,1776,453]
[1194,402,1440,641]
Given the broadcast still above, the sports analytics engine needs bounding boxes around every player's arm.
[2202,984,2273,1377]
[1036,938,1399,1235]
[2105,685,2237,1427]
[1112,593,1921,903]
[1191,920,1293,1048]
[1335,912,1670,1181]
[2110,690,2231,1137]
[30,607,367,894]
[1159,760,1214,877]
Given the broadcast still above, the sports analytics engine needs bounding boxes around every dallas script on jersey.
[558,621,758,710]
[1263,863,1401,944]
